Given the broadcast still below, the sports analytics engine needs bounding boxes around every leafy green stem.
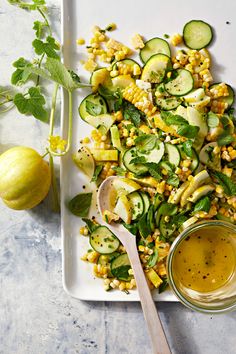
[49,152,60,212]
[36,53,45,86]
[37,7,52,36]
[49,82,59,135]
[49,90,73,156]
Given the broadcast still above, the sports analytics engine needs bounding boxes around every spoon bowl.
[97,176,171,354]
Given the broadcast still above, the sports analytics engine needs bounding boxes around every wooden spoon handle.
[125,242,171,354]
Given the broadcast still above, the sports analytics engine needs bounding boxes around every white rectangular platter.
[61,0,236,300]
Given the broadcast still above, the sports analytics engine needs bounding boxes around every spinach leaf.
[193,196,211,213]
[68,192,92,217]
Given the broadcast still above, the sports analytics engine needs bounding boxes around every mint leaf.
[13,87,48,121]
[213,171,236,196]
[112,166,126,176]
[166,173,180,187]
[32,36,60,59]
[193,196,211,213]
[161,111,187,125]
[146,163,162,180]
[86,101,103,116]
[147,248,159,267]
[172,213,188,228]
[217,132,235,146]
[11,57,32,85]
[177,125,199,138]
[82,218,99,233]
[130,156,147,164]
[122,101,142,127]
[135,134,157,152]
[68,193,92,217]
[91,165,103,182]
[182,140,193,157]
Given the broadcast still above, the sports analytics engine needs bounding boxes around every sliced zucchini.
[186,106,208,150]
[147,205,155,232]
[98,252,120,277]
[122,148,148,174]
[140,37,171,64]
[184,88,205,103]
[180,170,210,207]
[79,93,108,120]
[85,114,115,132]
[140,192,151,213]
[153,193,164,211]
[141,54,171,84]
[165,143,180,167]
[90,68,112,93]
[90,149,118,162]
[113,177,141,195]
[178,144,199,172]
[155,96,181,110]
[128,192,144,221]
[112,59,141,76]
[112,74,135,90]
[164,69,194,96]
[138,141,165,164]
[114,194,132,224]
[159,215,176,239]
[183,20,213,50]
[110,125,122,151]
[199,142,221,171]
[72,146,95,179]
[111,253,132,281]
[90,226,120,254]
[209,83,235,108]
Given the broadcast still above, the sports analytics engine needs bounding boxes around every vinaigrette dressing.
[172,231,236,292]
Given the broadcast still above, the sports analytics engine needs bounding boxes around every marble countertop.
[1,1,236,353]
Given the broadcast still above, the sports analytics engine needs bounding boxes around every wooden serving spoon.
[97,176,171,354]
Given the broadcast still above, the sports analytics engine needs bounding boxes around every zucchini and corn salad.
[73,20,236,293]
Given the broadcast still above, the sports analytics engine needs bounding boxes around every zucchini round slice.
[112,59,141,76]
[122,148,148,174]
[165,143,180,167]
[141,53,172,84]
[160,215,176,238]
[139,192,151,213]
[140,37,171,64]
[178,144,199,172]
[155,96,181,111]
[90,68,112,93]
[79,94,108,120]
[183,20,213,50]
[164,69,194,96]
[111,253,132,281]
[128,191,144,220]
[90,226,120,254]
[209,83,235,108]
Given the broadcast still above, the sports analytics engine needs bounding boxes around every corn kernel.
[77,38,85,45]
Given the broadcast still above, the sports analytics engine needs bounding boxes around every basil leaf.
[68,192,92,217]
[147,248,159,267]
[82,218,99,233]
[193,196,211,213]
[158,202,178,216]
[182,140,193,157]
[207,112,219,128]
[91,165,103,182]
[217,132,235,146]
[166,173,180,187]
[86,100,103,116]
[135,134,157,152]
[171,213,188,228]
[213,171,236,196]
[177,125,200,138]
